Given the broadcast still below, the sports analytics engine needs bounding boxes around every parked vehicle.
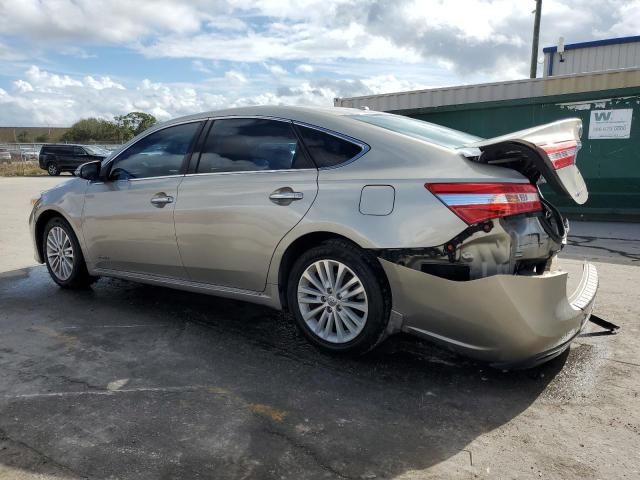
[29,106,598,368]
[0,146,11,163]
[38,144,107,176]
[20,148,40,161]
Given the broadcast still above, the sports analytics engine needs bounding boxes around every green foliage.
[62,111,157,143]
[16,131,30,142]
[35,133,49,143]
[114,112,157,140]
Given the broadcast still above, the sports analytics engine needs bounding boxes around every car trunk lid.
[462,118,588,205]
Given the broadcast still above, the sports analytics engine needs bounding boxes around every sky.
[0,0,638,126]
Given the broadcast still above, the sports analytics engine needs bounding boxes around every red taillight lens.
[540,140,580,170]
[425,182,542,225]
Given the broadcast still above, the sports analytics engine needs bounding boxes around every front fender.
[30,179,88,264]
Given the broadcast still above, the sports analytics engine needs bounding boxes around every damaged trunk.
[382,119,587,281]
[465,118,588,205]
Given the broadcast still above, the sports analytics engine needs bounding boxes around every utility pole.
[530,0,542,78]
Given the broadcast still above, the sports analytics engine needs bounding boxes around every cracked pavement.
[0,177,639,479]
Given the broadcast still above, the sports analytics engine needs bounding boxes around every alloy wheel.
[46,226,74,280]
[297,259,368,343]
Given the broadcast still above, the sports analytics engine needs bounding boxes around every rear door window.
[196,118,313,173]
[295,125,363,168]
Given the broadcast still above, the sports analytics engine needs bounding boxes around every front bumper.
[380,259,598,367]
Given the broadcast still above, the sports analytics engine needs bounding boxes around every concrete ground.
[0,177,638,479]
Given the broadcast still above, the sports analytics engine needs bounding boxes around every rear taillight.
[540,140,580,170]
[425,182,542,225]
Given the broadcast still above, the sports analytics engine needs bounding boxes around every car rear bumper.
[379,259,598,368]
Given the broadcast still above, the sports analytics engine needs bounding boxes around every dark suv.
[39,144,108,176]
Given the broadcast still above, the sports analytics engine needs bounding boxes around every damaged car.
[29,106,598,368]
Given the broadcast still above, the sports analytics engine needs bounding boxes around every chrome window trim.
[292,120,370,170]
[128,174,185,182]
[88,174,186,185]
[206,114,292,123]
[184,168,316,178]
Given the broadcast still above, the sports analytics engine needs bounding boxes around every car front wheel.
[287,239,391,354]
[43,217,96,288]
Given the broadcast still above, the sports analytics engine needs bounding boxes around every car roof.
[161,105,385,127]
[43,144,85,147]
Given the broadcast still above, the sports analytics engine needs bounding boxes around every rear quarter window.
[296,125,363,168]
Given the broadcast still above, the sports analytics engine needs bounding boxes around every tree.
[61,118,119,143]
[62,111,157,143]
[114,112,157,141]
[35,133,49,143]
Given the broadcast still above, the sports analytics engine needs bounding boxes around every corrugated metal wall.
[544,42,640,77]
[335,69,640,111]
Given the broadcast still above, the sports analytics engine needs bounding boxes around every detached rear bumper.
[380,259,598,368]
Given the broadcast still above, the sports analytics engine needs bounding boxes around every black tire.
[47,162,60,176]
[287,239,391,355]
[43,216,97,288]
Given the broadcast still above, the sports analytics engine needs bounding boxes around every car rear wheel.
[287,239,391,354]
[47,163,60,176]
[43,217,96,288]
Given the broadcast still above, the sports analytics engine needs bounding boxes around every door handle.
[269,188,303,205]
[269,191,304,201]
[150,193,174,207]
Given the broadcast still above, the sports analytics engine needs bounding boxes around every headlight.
[30,196,41,207]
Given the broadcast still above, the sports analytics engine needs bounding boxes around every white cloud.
[224,70,248,84]
[84,76,125,90]
[266,64,287,76]
[0,0,207,43]
[0,0,636,82]
[137,22,422,64]
[192,60,211,74]
[295,64,314,74]
[0,66,228,126]
[0,1,637,126]
[0,64,429,126]
[25,65,83,89]
[13,79,33,92]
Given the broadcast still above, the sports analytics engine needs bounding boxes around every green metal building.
[335,68,640,220]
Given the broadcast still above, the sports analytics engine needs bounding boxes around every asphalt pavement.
[0,177,638,479]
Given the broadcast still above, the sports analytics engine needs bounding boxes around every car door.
[81,121,203,279]
[54,146,72,169]
[64,145,82,169]
[71,146,90,169]
[174,117,318,292]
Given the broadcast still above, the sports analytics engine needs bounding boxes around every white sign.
[588,109,633,139]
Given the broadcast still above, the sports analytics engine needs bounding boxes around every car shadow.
[0,266,575,479]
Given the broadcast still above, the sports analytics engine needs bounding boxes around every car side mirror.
[76,160,101,181]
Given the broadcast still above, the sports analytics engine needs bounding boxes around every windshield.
[84,146,109,156]
[348,113,481,149]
